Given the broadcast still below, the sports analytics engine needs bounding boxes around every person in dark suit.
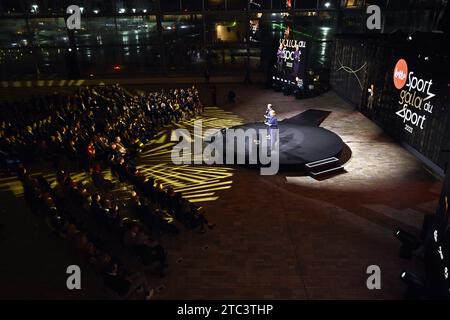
[264,110,278,149]
[291,44,301,79]
[276,44,285,74]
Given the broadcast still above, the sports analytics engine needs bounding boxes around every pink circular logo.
[393,59,408,89]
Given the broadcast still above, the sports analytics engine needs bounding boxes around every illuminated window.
[115,16,158,45]
[64,0,115,14]
[119,0,155,13]
[74,17,117,46]
[0,19,28,48]
[162,14,203,44]
[29,18,69,47]
[345,0,363,7]
[214,21,245,42]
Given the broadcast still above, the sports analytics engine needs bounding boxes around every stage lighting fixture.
[400,270,425,299]
[438,246,444,260]
[394,228,421,259]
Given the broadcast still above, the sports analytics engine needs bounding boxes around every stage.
[228,122,344,166]
[215,109,345,169]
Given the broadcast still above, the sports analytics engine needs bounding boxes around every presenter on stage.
[264,104,274,120]
[264,110,278,149]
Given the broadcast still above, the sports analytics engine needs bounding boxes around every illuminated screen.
[273,32,308,90]
[378,54,450,168]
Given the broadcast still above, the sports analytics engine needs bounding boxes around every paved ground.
[0,84,441,299]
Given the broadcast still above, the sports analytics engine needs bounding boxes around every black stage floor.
[221,109,344,166]
[228,122,344,165]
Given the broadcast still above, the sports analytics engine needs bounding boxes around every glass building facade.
[0,0,444,80]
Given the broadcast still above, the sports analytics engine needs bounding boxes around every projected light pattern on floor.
[0,171,87,197]
[0,175,25,197]
[0,107,242,204]
[1,79,86,88]
[137,106,243,203]
[0,169,130,200]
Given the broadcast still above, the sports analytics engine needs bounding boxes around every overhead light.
[119,8,126,14]
[400,270,425,299]
[394,228,421,259]
[408,35,413,41]
[132,8,136,13]
[400,270,424,286]
[93,9,99,14]
[79,7,84,13]
[142,9,147,13]
[324,2,331,8]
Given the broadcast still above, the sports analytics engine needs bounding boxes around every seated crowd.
[1,84,214,298]
[0,84,202,166]
[19,166,155,299]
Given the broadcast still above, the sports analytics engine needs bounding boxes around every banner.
[388,54,449,168]
[393,57,443,134]
[273,35,308,90]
